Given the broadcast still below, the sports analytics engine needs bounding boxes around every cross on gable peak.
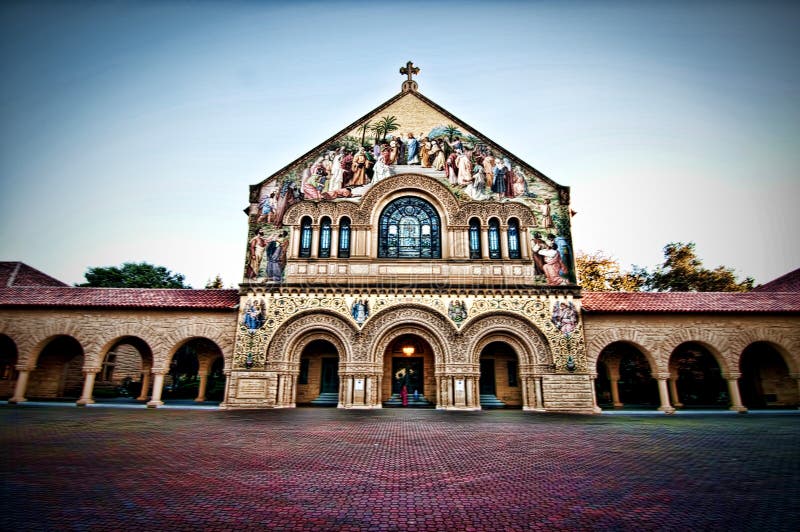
[399,61,420,93]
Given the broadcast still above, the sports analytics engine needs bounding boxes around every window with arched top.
[469,218,482,259]
[488,218,501,259]
[299,216,312,258]
[378,197,441,259]
[319,217,331,258]
[507,218,521,259]
[338,217,351,258]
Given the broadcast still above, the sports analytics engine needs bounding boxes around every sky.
[1,0,798,288]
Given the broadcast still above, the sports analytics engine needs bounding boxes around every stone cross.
[399,61,420,92]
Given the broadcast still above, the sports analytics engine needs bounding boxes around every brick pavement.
[1,407,798,531]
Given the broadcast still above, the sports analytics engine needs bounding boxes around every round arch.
[586,329,663,375]
[27,335,85,399]
[0,334,18,398]
[376,196,442,259]
[739,341,799,408]
[730,331,799,375]
[362,305,455,366]
[461,313,552,367]
[267,310,357,365]
[669,341,728,408]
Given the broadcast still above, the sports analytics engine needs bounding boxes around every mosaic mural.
[243,95,575,286]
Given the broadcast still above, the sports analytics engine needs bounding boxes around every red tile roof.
[752,268,800,293]
[0,287,240,310]
[0,262,68,287]
[581,291,800,313]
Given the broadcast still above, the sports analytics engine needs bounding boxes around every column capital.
[15,364,33,372]
[82,367,102,375]
[654,372,672,381]
[151,368,169,376]
[722,372,742,380]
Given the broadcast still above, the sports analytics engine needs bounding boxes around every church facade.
[227,66,593,412]
[1,66,799,413]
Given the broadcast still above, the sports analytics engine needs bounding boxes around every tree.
[204,274,224,289]
[643,242,753,292]
[372,115,400,141]
[77,262,190,288]
[576,251,645,292]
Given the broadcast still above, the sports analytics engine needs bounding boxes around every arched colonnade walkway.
[0,309,236,407]
[587,323,800,413]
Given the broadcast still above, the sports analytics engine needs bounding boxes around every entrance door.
[480,359,496,395]
[392,357,424,395]
[320,358,339,393]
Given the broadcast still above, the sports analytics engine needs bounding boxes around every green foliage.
[443,124,462,141]
[77,262,190,288]
[371,115,400,142]
[204,274,224,289]
[576,252,646,292]
[644,242,753,292]
[577,242,752,292]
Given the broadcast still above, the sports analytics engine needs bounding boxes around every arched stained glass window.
[488,218,501,259]
[319,217,331,258]
[469,218,481,259]
[299,216,312,258]
[378,197,441,259]
[338,217,351,258]
[508,218,520,259]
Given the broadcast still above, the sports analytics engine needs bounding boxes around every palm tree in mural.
[443,124,462,141]
[372,115,400,142]
[360,121,371,146]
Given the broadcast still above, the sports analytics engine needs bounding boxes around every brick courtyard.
[1,406,798,531]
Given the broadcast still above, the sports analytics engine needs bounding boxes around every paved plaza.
[1,406,798,531]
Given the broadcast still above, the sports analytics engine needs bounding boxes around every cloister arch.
[0,334,18,399]
[594,341,658,409]
[669,341,729,409]
[739,341,799,408]
[97,335,154,401]
[26,335,84,400]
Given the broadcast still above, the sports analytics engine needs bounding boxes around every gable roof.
[0,287,239,310]
[752,268,800,292]
[250,88,566,201]
[0,262,68,287]
[581,291,800,313]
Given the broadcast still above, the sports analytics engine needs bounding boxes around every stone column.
[76,367,100,406]
[655,373,675,414]
[8,366,31,404]
[521,375,529,407]
[330,226,339,259]
[724,372,747,413]
[535,377,544,409]
[609,370,623,408]
[219,369,231,409]
[147,371,166,408]
[291,226,301,258]
[137,369,152,401]
[480,228,490,259]
[792,373,800,410]
[520,229,530,259]
[589,373,602,414]
[500,226,509,260]
[195,372,210,402]
[310,225,320,259]
[668,372,683,408]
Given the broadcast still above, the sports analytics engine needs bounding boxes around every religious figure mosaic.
[242,62,576,287]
